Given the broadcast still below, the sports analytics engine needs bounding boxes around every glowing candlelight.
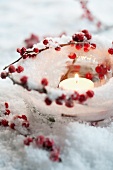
[59,73,94,92]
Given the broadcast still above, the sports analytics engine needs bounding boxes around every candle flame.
[74,73,79,83]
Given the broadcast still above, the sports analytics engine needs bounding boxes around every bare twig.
[3,57,22,70]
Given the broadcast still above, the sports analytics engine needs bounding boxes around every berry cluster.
[72,30,92,42]
[1,102,62,162]
[95,64,109,79]
[17,47,39,59]
[1,65,24,79]
[0,102,30,131]
[1,101,62,162]
[72,30,96,52]
[45,90,94,107]
[2,30,101,110]
[24,135,62,162]
[108,47,113,55]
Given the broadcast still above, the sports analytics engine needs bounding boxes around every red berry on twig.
[5,109,10,115]
[43,39,49,45]
[10,123,15,129]
[55,46,61,51]
[68,53,76,59]
[79,94,87,103]
[5,102,9,108]
[41,78,48,86]
[1,72,8,79]
[33,48,39,53]
[45,97,52,105]
[85,72,93,80]
[86,90,94,98]
[8,65,16,73]
[20,76,28,84]
[24,137,33,146]
[1,119,8,126]
[16,66,24,73]
[108,48,113,55]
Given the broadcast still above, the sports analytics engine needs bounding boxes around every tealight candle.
[59,74,94,92]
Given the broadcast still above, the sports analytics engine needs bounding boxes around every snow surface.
[1,0,113,170]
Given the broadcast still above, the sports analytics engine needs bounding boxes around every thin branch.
[8,75,46,94]
[3,41,83,71]
[3,57,22,70]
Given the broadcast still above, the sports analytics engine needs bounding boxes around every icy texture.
[11,35,113,121]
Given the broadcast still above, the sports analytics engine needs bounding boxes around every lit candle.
[59,74,94,92]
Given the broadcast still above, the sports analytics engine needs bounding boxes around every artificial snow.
[1,0,113,170]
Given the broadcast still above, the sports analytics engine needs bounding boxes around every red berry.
[82,29,89,35]
[84,48,89,52]
[65,100,74,108]
[5,109,10,115]
[28,54,32,58]
[95,65,102,73]
[20,76,28,84]
[91,43,96,49]
[102,67,107,75]
[1,119,8,126]
[41,78,48,86]
[21,115,27,121]
[85,33,92,40]
[108,48,113,55]
[21,47,26,54]
[17,115,22,119]
[5,102,9,108]
[68,53,76,59]
[79,94,87,103]
[10,123,15,129]
[16,66,24,73]
[75,43,83,50]
[73,65,81,72]
[8,65,16,73]
[59,94,66,100]
[17,48,21,53]
[85,72,93,80]
[99,73,104,80]
[43,138,54,149]
[24,137,33,145]
[35,135,45,147]
[55,98,63,105]
[86,90,94,98]
[72,33,84,42]
[55,47,61,51]
[50,150,60,162]
[71,91,79,100]
[1,72,8,79]
[84,43,90,48]
[45,97,52,105]
[43,39,49,45]
[31,54,36,58]
[33,48,39,53]
[22,122,29,128]
[22,54,28,59]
